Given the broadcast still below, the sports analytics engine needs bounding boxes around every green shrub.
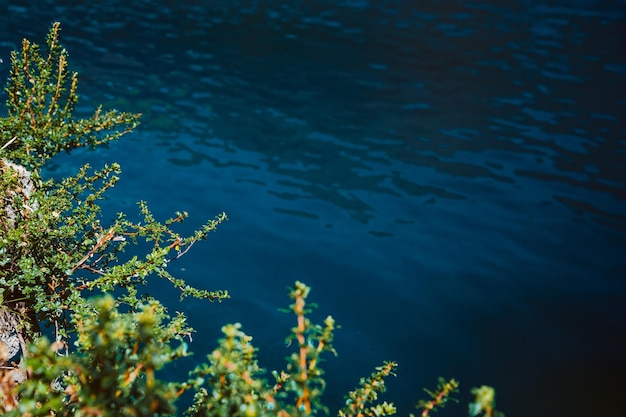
[0,23,502,417]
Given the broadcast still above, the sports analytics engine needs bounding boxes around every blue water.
[2,1,625,415]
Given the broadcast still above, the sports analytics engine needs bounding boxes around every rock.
[0,158,37,411]
[1,158,37,227]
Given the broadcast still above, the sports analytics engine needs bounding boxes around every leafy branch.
[0,21,140,170]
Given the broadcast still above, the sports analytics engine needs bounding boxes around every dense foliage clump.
[0,23,502,416]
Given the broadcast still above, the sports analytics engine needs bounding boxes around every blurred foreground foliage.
[0,23,503,416]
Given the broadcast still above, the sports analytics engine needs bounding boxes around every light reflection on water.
[1,1,625,415]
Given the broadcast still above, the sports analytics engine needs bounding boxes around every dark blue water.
[2,1,625,415]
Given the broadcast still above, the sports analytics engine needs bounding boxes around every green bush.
[0,23,502,417]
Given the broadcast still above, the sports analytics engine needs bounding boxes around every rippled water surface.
[2,1,625,415]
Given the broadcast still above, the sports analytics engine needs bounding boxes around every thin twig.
[71,227,116,273]
[0,136,18,152]
[168,239,196,261]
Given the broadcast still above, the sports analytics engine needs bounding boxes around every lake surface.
[1,1,625,415]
